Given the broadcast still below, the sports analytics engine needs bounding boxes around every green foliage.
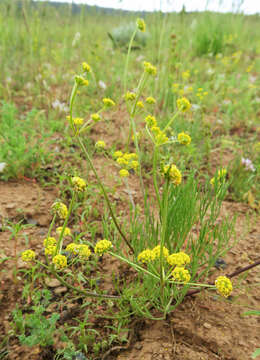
[12,289,59,347]
[192,14,226,56]
[0,102,51,180]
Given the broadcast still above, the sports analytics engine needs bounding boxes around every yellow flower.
[155,131,168,145]
[137,101,144,108]
[82,62,91,73]
[182,70,190,80]
[94,239,112,255]
[43,237,57,248]
[117,157,128,166]
[66,243,79,254]
[145,115,157,127]
[145,96,156,104]
[21,249,36,262]
[78,244,91,259]
[152,245,169,259]
[167,252,190,267]
[143,61,157,76]
[45,245,56,256]
[136,18,146,32]
[75,75,89,86]
[73,117,84,126]
[91,113,101,122]
[124,91,136,101]
[103,98,115,108]
[52,254,67,269]
[56,227,71,236]
[119,169,129,178]
[113,150,123,158]
[72,176,86,192]
[177,132,191,145]
[210,169,227,186]
[163,164,182,186]
[177,97,191,112]
[215,276,232,298]
[137,249,155,263]
[151,126,161,135]
[130,160,139,170]
[51,202,68,219]
[95,140,106,149]
[172,266,191,283]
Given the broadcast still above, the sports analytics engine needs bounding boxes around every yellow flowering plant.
[17,18,256,324]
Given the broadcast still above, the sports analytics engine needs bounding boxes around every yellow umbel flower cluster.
[95,140,106,149]
[137,101,144,108]
[43,237,57,257]
[145,115,157,127]
[113,151,139,176]
[91,113,101,122]
[65,243,91,259]
[21,249,36,262]
[56,227,71,236]
[124,91,136,101]
[215,276,232,298]
[103,98,115,108]
[51,202,68,219]
[72,176,86,192]
[75,75,89,87]
[167,252,190,267]
[152,245,169,259]
[82,62,91,73]
[136,18,146,32]
[177,132,191,145]
[52,254,67,269]
[72,117,84,126]
[45,245,56,256]
[145,96,156,104]
[177,97,191,112]
[94,239,112,255]
[66,242,79,254]
[182,70,190,80]
[210,169,227,186]
[78,244,92,259]
[119,169,129,178]
[43,237,56,248]
[172,266,191,283]
[143,61,157,76]
[138,249,156,263]
[145,115,168,145]
[163,164,182,186]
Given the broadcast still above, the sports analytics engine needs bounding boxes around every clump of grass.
[192,13,226,56]
[0,102,51,180]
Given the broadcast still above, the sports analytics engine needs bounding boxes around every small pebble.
[214,258,227,270]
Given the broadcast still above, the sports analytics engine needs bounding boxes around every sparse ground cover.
[0,1,260,359]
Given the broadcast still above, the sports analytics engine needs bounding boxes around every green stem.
[110,251,160,280]
[38,261,120,299]
[153,147,161,210]
[162,110,181,133]
[159,178,169,297]
[123,28,137,94]
[56,192,76,254]
[77,136,134,253]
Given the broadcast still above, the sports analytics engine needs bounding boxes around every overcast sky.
[42,0,260,14]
